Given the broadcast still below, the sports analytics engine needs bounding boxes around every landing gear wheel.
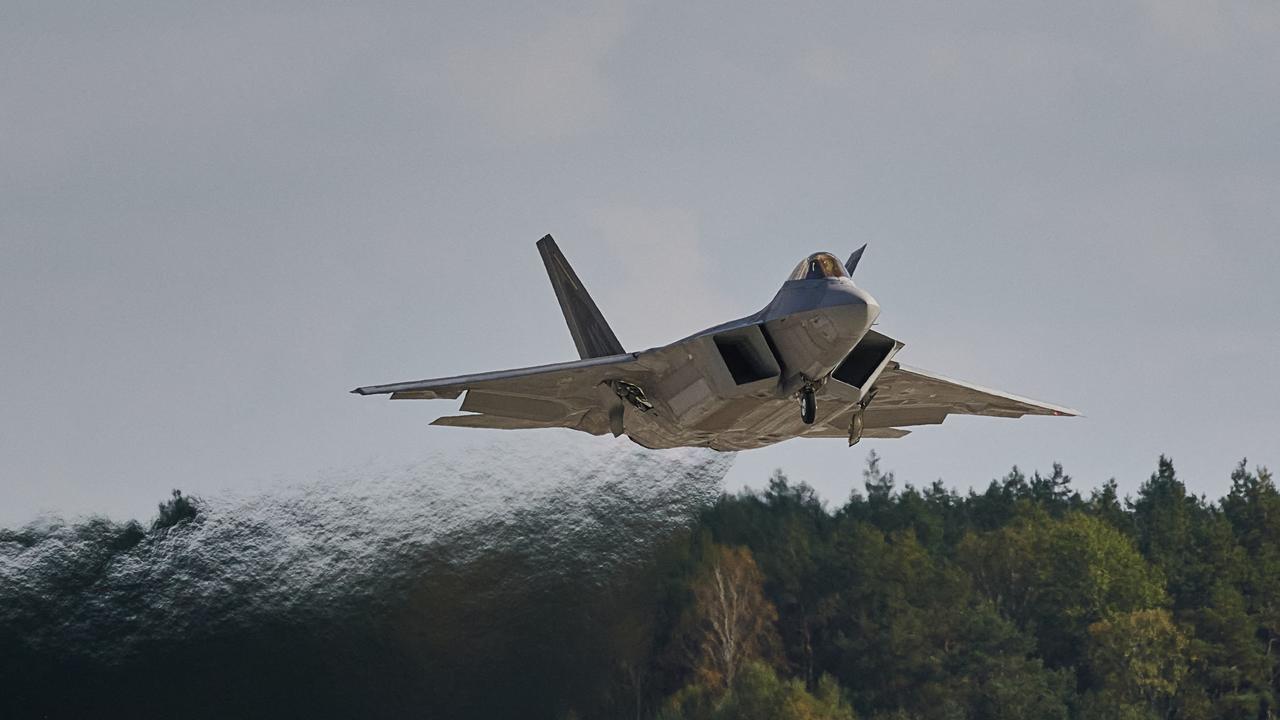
[799,387,816,425]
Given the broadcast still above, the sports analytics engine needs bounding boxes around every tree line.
[612,453,1278,720]
[2,454,1277,719]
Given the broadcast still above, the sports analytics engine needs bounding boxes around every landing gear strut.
[848,389,876,446]
[848,409,864,446]
[799,385,817,425]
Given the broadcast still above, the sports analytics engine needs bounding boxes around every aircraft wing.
[859,362,1079,429]
[351,353,645,435]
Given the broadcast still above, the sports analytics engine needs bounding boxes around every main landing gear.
[605,380,654,437]
[799,384,817,425]
[848,389,876,446]
[848,409,864,446]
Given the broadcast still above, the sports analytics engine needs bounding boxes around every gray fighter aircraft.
[352,236,1077,450]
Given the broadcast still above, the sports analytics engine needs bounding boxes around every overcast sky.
[3,1,1278,526]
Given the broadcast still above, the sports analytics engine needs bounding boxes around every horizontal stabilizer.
[537,235,625,359]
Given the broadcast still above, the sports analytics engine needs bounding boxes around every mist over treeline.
[2,450,1277,720]
[0,444,729,718]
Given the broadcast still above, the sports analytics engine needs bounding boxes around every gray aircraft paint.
[353,239,1076,451]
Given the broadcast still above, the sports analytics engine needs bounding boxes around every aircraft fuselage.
[615,275,881,451]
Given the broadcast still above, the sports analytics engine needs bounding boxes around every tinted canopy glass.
[788,252,849,281]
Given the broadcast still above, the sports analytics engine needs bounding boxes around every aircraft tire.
[800,388,816,424]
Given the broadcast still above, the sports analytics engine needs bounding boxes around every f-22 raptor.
[353,236,1077,451]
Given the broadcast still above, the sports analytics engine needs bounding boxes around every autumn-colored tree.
[684,544,781,689]
[1086,609,1189,718]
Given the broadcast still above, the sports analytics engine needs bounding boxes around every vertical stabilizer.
[536,235,625,359]
[845,244,867,276]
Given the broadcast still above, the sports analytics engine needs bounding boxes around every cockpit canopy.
[788,252,849,281]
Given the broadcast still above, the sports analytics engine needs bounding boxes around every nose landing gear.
[799,385,817,424]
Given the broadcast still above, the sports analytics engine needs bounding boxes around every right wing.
[351,353,644,435]
[861,362,1079,429]
[811,361,1075,442]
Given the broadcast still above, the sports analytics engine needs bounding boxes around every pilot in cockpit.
[788,252,850,281]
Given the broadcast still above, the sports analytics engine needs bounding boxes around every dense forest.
[2,452,1277,719]
[637,453,1280,720]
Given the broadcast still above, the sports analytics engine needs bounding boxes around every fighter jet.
[352,236,1077,450]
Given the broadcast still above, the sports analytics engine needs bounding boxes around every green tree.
[660,661,855,720]
[1085,609,1188,718]
[1029,463,1080,511]
[151,488,200,531]
[1220,461,1280,716]
[959,511,1167,670]
[1131,457,1199,604]
[1086,478,1131,532]
[762,474,833,686]
[1183,583,1272,718]
[818,521,1069,719]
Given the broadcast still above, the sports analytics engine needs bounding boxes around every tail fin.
[845,244,867,276]
[536,235,625,359]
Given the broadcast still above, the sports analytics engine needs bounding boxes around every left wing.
[859,362,1078,429]
[351,353,646,435]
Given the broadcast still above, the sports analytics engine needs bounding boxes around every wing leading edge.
[350,353,637,399]
[351,353,644,435]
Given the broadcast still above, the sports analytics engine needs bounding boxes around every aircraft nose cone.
[828,283,880,336]
[847,284,879,312]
